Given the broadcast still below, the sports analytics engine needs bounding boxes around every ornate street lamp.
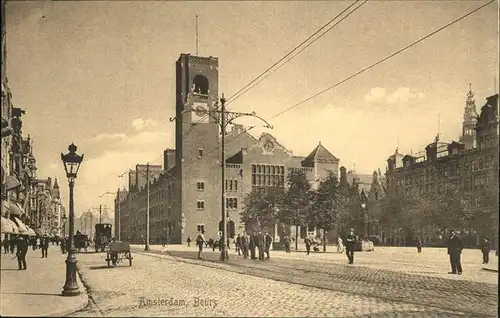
[61,212,68,254]
[60,143,84,296]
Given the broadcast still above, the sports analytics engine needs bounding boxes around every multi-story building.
[33,177,64,236]
[385,92,499,246]
[117,53,341,244]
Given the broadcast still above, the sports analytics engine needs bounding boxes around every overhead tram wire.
[226,0,368,108]
[177,0,495,172]
[225,0,363,106]
[267,0,495,121]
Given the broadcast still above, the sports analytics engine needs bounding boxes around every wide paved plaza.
[68,245,498,317]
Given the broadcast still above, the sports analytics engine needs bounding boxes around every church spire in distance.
[459,83,478,150]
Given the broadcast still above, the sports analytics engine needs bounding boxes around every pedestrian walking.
[196,231,205,259]
[345,228,356,264]
[16,235,28,270]
[283,236,291,253]
[304,236,312,255]
[41,235,49,258]
[480,237,491,264]
[236,234,242,256]
[3,238,9,254]
[337,235,345,253]
[264,233,273,259]
[447,229,463,275]
[241,233,249,259]
[187,236,192,247]
[10,237,16,254]
[416,238,423,253]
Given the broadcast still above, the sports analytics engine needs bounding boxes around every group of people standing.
[1,234,51,270]
[194,231,274,260]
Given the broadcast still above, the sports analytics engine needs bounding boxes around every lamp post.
[361,203,368,239]
[61,213,67,254]
[60,143,84,297]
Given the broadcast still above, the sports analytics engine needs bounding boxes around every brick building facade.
[384,92,499,246]
[117,53,341,244]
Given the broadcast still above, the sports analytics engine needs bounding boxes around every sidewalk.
[1,245,88,317]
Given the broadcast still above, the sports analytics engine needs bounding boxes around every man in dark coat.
[236,234,242,256]
[257,231,265,260]
[447,229,463,275]
[345,228,356,264]
[241,233,249,259]
[304,237,312,255]
[196,231,205,259]
[16,235,28,270]
[480,237,491,264]
[41,235,49,258]
[264,233,273,259]
[249,233,257,260]
[283,236,291,253]
[416,238,423,253]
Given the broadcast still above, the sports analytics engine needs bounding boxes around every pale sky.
[5,1,498,217]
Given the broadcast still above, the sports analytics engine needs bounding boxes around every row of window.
[401,176,489,195]
[225,180,238,192]
[393,158,495,187]
[252,174,285,187]
[196,198,239,210]
[252,164,285,175]
[196,180,239,192]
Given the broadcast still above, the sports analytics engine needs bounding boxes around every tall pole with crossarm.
[170,93,273,261]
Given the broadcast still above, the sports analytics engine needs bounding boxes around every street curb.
[45,268,89,318]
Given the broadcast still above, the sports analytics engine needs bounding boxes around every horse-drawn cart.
[105,241,133,267]
[74,234,89,253]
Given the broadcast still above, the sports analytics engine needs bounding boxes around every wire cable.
[225,0,363,105]
[227,0,368,108]
[182,0,495,169]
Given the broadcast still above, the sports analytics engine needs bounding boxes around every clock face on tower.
[192,102,209,123]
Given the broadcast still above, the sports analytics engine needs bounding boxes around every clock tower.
[173,54,221,242]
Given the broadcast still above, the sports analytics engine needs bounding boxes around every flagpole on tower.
[196,15,199,56]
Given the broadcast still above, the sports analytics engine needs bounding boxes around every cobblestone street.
[69,246,498,317]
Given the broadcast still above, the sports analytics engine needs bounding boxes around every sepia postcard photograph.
[0,0,498,317]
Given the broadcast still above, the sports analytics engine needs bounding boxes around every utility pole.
[145,162,150,251]
[99,204,102,224]
[169,93,272,262]
[220,95,228,261]
[117,188,121,241]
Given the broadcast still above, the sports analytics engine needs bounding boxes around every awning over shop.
[1,200,25,217]
[1,216,12,234]
[25,226,36,237]
[1,201,8,217]
[12,216,28,235]
[5,175,22,192]
[9,219,19,234]
[9,202,24,217]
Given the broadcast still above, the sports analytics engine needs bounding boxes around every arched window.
[193,75,209,94]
